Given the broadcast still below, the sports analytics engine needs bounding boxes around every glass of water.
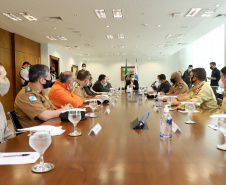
[167,97,174,111]
[89,100,98,117]
[185,103,196,124]
[68,110,82,136]
[217,118,226,150]
[29,130,54,173]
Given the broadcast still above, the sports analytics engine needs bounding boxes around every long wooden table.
[0,92,226,185]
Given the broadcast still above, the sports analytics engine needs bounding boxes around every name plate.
[112,102,116,107]
[88,123,102,135]
[153,107,160,112]
[172,122,182,133]
[105,108,111,114]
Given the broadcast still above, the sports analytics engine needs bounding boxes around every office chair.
[7,110,22,136]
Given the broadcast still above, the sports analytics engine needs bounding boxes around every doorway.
[50,55,60,77]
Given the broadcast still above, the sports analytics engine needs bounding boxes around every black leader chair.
[7,110,22,136]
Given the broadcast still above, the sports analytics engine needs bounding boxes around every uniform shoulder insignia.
[179,85,183,89]
[25,86,32,92]
[28,95,37,102]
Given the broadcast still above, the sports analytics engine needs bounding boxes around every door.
[50,55,60,77]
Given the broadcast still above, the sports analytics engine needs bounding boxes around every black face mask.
[191,76,196,84]
[43,79,52,89]
[210,67,213,70]
[170,78,176,84]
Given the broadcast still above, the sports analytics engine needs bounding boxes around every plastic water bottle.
[138,89,143,100]
[127,87,131,98]
[160,105,172,139]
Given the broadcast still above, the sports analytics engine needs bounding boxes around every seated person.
[174,68,218,113]
[105,76,112,89]
[48,71,83,109]
[166,72,188,95]
[215,66,226,114]
[72,70,99,101]
[125,74,139,90]
[92,74,110,92]
[0,63,14,143]
[14,64,72,128]
[149,74,171,94]
[84,75,98,97]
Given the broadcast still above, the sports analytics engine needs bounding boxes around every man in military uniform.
[173,68,218,113]
[215,66,226,114]
[166,72,188,95]
[15,64,72,128]
[72,70,99,101]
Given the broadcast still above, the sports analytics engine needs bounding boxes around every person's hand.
[152,82,156,86]
[172,98,180,106]
[207,77,211,80]
[129,84,133,87]
[61,104,73,111]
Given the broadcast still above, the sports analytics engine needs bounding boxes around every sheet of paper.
[61,108,86,113]
[181,102,201,106]
[0,152,39,165]
[208,125,218,130]
[18,125,65,136]
[178,110,200,113]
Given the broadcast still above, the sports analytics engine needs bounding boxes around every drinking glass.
[89,100,98,117]
[68,110,82,136]
[185,103,196,124]
[29,130,54,173]
[167,97,174,111]
[217,118,226,150]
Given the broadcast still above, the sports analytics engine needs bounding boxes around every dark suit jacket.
[125,80,139,90]
[92,81,110,92]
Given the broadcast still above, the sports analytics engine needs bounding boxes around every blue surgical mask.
[188,69,192,72]
[159,81,162,84]
[26,67,30,70]
[68,81,75,90]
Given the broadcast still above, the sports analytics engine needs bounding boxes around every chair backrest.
[7,110,22,136]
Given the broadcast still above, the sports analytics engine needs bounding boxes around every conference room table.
[0,92,226,185]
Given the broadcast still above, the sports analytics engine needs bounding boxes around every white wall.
[83,57,179,88]
[41,43,82,72]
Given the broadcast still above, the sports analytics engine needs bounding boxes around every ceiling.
[1,0,226,61]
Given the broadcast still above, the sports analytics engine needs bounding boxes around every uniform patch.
[29,95,37,102]
[179,85,183,89]
[74,83,80,88]
[25,87,32,92]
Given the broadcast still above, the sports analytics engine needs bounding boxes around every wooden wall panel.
[0,28,13,117]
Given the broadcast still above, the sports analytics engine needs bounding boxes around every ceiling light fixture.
[120,45,125,48]
[177,34,184,39]
[166,34,175,38]
[118,34,124,39]
[95,10,106,18]
[107,35,114,39]
[3,13,22,21]
[201,5,220,17]
[57,36,67,40]
[185,8,201,17]
[157,25,161,28]
[113,9,122,18]
[19,12,37,21]
[46,36,57,40]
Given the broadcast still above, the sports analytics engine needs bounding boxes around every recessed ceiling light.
[166,34,175,38]
[46,36,57,40]
[57,36,67,40]
[65,46,71,49]
[136,46,138,48]
[113,9,122,18]
[53,27,57,29]
[143,23,148,26]
[118,34,124,39]
[120,45,125,48]
[95,10,106,18]
[106,25,110,28]
[19,12,37,21]
[201,6,220,17]
[177,34,184,39]
[157,25,161,28]
[107,35,114,39]
[158,44,164,47]
[185,8,201,17]
[3,13,22,21]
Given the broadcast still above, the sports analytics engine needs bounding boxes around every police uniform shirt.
[72,81,88,98]
[14,82,56,128]
[167,79,188,95]
[216,93,226,114]
[189,81,218,113]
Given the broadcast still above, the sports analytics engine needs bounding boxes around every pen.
[2,154,30,157]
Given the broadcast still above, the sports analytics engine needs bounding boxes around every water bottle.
[160,105,172,139]
[127,87,131,99]
[138,89,143,100]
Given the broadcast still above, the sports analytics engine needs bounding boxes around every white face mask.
[67,81,75,91]
[131,78,135,81]
[0,78,10,97]
[82,67,86,70]
[86,80,89,86]
[219,79,225,89]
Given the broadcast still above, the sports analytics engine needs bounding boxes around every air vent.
[216,14,226,18]
[45,16,64,22]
